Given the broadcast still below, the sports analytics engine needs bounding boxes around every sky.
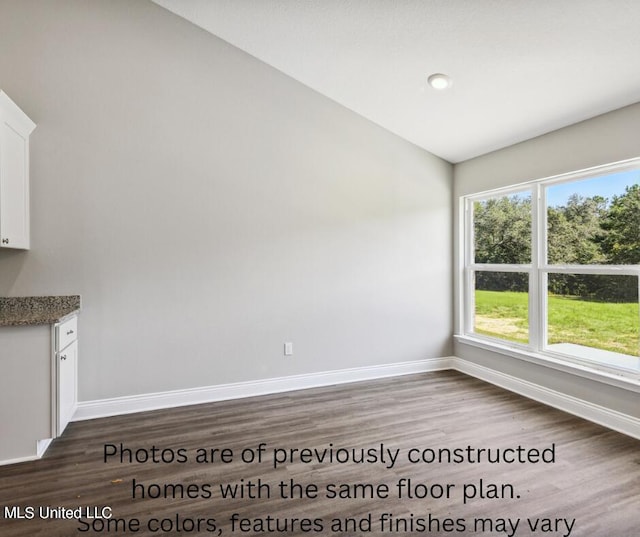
[546,169,639,207]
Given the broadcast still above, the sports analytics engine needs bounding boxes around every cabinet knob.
[1,238,8,244]
[66,330,74,335]
[61,354,67,361]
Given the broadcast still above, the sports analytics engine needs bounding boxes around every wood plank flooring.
[1,370,638,536]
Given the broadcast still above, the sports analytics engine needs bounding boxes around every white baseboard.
[0,439,52,467]
[36,438,53,458]
[74,356,455,421]
[73,355,640,440]
[0,453,40,467]
[455,359,640,440]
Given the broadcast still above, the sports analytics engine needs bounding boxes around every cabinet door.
[57,340,78,436]
[0,118,30,249]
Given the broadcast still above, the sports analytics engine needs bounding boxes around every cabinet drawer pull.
[66,329,74,335]
[61,354,67,361]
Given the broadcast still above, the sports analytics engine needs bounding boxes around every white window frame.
[459,158,640,385]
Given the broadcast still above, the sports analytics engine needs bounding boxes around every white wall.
[454,103,640,418]
[0,0,452,401]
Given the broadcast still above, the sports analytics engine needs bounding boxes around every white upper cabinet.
[0,91,36,250]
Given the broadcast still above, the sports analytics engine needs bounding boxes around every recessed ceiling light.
[427,73,452,90]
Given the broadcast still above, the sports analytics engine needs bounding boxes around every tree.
[472,186,639,300]
[547,194,608,297]
[601,184,640,265]
[474,196,531,264]
[547,194,607,265]
[473,195,530,291]
[598,184,640,301]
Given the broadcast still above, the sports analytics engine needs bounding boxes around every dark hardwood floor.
[0,370,638,536]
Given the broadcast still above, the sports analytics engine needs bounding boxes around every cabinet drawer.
[56,316,78,351]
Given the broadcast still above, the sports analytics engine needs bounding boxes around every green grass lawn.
[474,290,639,356]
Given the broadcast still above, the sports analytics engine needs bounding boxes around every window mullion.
[537,185,548,352]
[544,265,640,276]
[470,264,532,272]
[530,184,542,351]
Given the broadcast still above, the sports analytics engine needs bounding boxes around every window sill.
[454,334,640,393]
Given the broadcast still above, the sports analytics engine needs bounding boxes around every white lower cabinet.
[56,335,78,436]
[54,315,78,436]
[0,314,78,465]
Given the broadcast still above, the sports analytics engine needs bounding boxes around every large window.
[462,160,640,379]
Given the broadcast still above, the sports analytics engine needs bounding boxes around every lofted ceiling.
[152,0,640,163]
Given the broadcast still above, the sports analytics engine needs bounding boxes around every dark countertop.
[0,296,81,326]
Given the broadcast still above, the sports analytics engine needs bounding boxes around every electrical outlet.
[284,342,293,356]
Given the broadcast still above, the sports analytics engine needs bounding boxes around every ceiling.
[152,0,640,163]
